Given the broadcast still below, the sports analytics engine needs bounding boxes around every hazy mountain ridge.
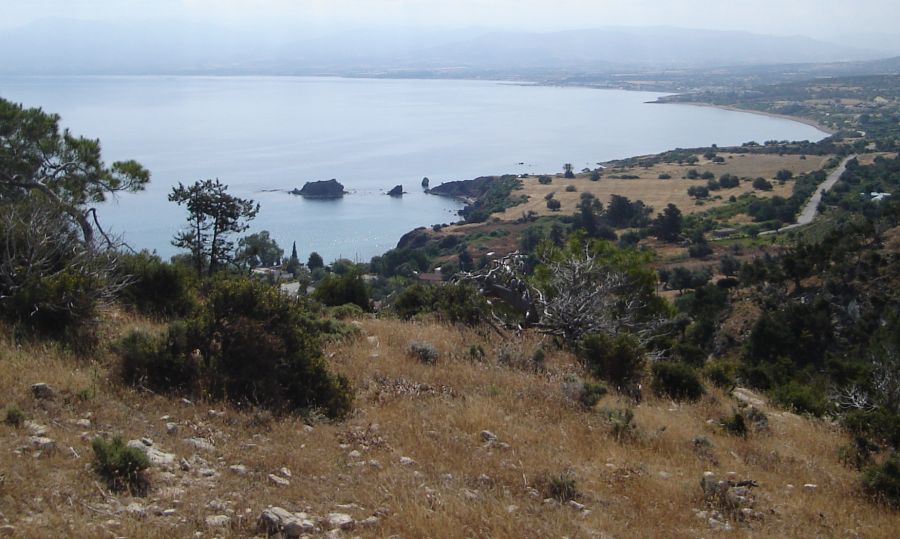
[0,19,889,76]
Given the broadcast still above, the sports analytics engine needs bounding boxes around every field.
[1,315,896,538]
[492,153,833,220]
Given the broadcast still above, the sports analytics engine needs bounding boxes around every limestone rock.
[258,507,315,537]
[399,456,416,466]
[30,437,57,454]
[480,430,498,443]
[205,515,231,528]
[268,474,290,487]
[127,440,177,467]
[25,421,49,437]
[229,464,249,476]
[326,512,354,530]
[184,437,215,453]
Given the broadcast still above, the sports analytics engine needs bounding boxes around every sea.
[0,76,828,263]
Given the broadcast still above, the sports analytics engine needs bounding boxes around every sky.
[1,0,897,43]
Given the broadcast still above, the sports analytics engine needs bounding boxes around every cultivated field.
[494,153,833,220]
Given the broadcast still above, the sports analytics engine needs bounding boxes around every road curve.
[760,154,855,235]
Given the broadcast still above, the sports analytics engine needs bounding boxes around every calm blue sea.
[0,76,827,263]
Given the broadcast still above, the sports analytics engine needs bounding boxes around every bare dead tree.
[458,245,670,349]
[0,199,131,324]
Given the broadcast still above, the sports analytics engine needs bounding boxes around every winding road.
[760,154,855,235]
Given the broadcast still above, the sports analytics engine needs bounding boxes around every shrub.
[658,173,672,179]
[603,407,637,441]
[408,341,438,364]
[721,411,748,437]
[651,361,704,401]
[433,282,489,326]
[752,177,773,191]
[590,171,601,181]
[687,185,710,199]
[391,283,434,320]
[116,252,196,317]
[579,332,646,388]
[468,344,486,361]
[565,185,577,192]
[313,271,370,311]
[843,409,900,448]
[688,241,713,258]
[329,303,365,320]
[578,381,608,409]
[862,455,900,507]
[771,382,827,416]
[116,277,353,419]
[91,436,150,492]
[547,198,562,211]
[539,470,579,502]
[704,359,738,388]
[538,175,552,185]
[4,406,25,427]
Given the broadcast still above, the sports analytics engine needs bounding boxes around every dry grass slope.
[1,316,897,537]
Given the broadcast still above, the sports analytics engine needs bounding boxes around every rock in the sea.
[291,179,346,198]
[31,383,55,400]
[421,177,430,188]
[386,185,404,197]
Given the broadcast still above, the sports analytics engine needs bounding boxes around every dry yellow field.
[1,315,896,538]
[495,153,833,220]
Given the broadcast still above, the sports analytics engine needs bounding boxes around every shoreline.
[655,100,837,136]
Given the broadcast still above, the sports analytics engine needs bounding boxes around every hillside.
[2,316,897,537]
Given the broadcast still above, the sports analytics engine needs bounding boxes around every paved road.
[760,154,855,235]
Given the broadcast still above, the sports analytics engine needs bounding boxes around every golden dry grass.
[494,153,833,220]
[1,317,897,538]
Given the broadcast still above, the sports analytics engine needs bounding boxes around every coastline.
[656,100,837,136]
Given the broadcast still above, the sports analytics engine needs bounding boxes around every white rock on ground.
[326,513,354,530]
[126,440,177,467]
[267,474,290,487]
[205,515,230,528]
[184,437,216,452]
[480,430,498,443]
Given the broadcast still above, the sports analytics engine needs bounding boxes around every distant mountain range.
[0,19,895,77]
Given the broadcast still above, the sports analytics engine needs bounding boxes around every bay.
[0,76,827,263]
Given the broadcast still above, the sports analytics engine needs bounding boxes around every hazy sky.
[0,0,895,41]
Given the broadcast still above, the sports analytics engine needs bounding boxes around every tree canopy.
[0,97,149,246]
[169,179,259,275]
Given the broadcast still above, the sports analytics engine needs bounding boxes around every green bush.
[391,283,434,320]
[328,303,365,320]
[603,407,637,441]
[578,381,608,409]
[704,359,738,389]
[651,361,704,401]
[4,406,25,427]
[578,332,646,388]
[408,341,438,364]
[862,455,900,507]
[721,411,748,437]
[115,277,352,419]
[313,271,370,311]
[117,252,196,317]
[843,409,900,449]
[539,470,579,502]
[391,282,488,326]
[91,436,150,492]
[771,382,827,416]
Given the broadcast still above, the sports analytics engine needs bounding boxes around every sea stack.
[291,179,346,198]
[387,185,404,197]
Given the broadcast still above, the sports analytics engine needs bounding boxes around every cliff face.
[292,179,346,198]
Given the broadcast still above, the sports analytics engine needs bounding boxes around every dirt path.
[761,155,855,235]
